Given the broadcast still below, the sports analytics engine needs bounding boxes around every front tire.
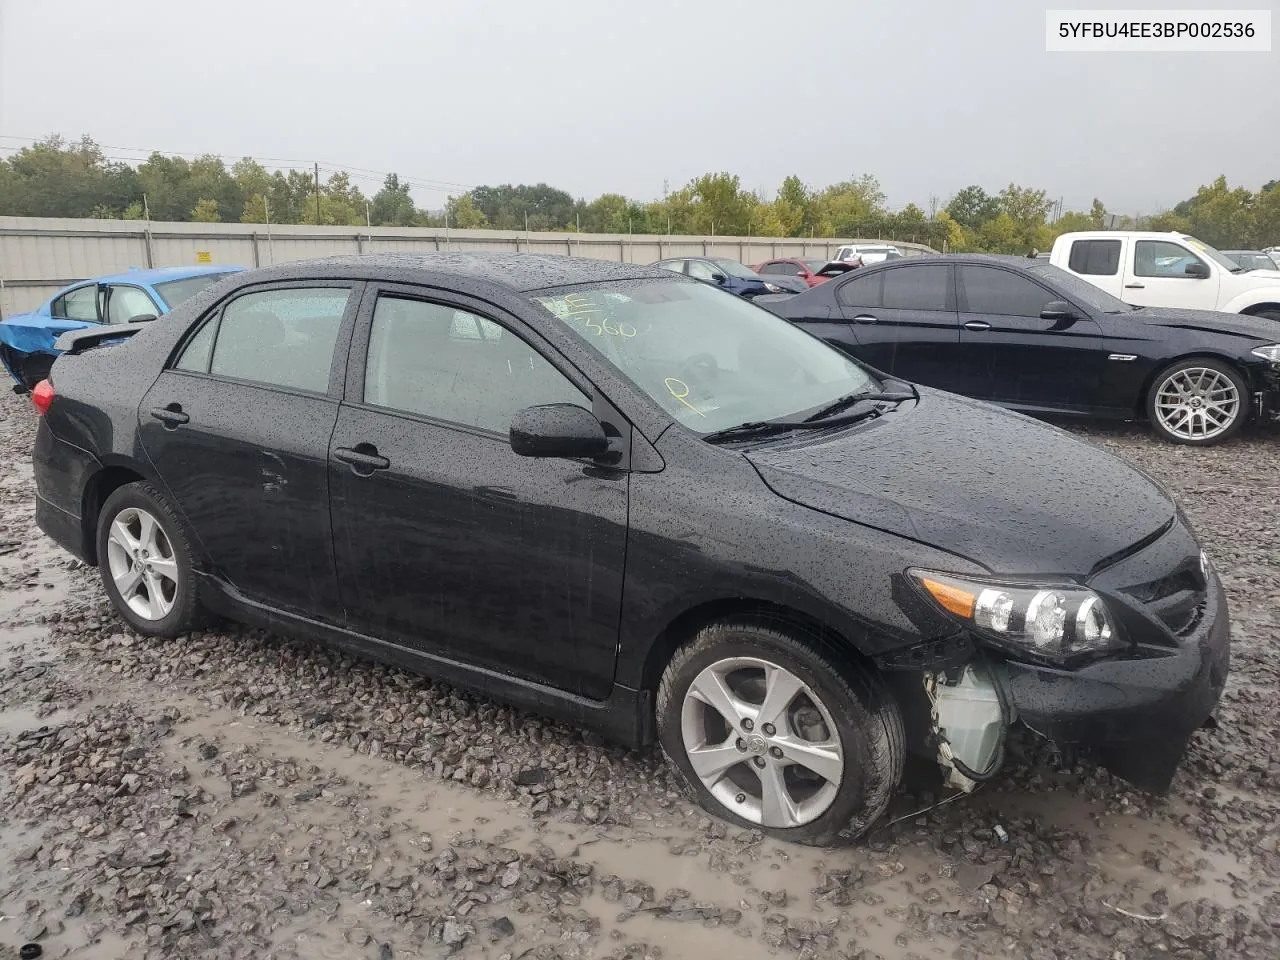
[656,621,904,845]
[1146,358,1248,446]
[1247,308,1280,324]
[96,482,202,638]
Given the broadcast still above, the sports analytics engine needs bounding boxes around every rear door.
[138,281,360,618]
[956,264,1107,411]
[835,262,963,388]
[327,286,629,698]
[1065,238,1124,299]
[1122,238,1220,309]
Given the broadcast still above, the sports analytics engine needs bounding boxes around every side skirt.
[195,573,654,748]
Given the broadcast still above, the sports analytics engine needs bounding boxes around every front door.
[138,282,358,617]
[956,265,1107,411]
[1123,238,1221,309]
[836,262,964,389]
[328,288,629,698]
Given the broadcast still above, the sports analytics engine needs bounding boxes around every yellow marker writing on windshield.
[664,377,706,417]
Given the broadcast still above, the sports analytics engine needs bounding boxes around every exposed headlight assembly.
[1252,344,1280,364]
[910,569,1124,662]
[763,282,783,293]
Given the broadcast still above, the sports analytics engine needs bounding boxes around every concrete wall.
[0,216,938,316]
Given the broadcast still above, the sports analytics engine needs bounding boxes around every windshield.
[1224,251,1277,271]
[709,258,759,279]
[153,272,235,308]
[1180,236,1241,272]
[801,259,828,270]
[1026,262,1134,313]
[530,280,878,433]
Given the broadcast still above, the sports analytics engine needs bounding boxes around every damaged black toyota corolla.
[29,254,1229,845]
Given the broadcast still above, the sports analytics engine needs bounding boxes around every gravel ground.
[2,390,1279,959]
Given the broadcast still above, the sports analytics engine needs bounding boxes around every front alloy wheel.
[1148,360,1247,445]
[657,621,904,845]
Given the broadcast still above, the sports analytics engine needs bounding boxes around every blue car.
[651,257,810,298]
[0,265,244,388]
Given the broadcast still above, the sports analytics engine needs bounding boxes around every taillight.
[31,379,54,415]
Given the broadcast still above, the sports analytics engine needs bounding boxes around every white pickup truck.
[1049,231,1280,322]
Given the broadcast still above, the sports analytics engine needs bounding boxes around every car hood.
[1235,268,1280,282]
[1130,305,1279,341]
[745,390,1175,576]
[0,313,91,354]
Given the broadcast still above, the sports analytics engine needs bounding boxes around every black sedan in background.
[31,255,1228,843]
[765,255,1280,444]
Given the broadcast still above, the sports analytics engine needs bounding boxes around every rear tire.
[656,621,904,845]
[1146,358,1248,446]
[95,481,202,638]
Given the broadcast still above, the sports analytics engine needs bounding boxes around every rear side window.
[835,271,882,309]
[175,287,350,392]
[959,266,1055,318]
[363,297,587,433]
[881,264,951,311]
[1068,239,1121,276]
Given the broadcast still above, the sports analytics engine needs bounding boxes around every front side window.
[686,260,720,281]
[364,297,586,433]
[176,287,350,391]
[881,264,950,311]
[1134,240,1206,278]
[50,285,99,322]
[1068,239,1121,276]
[959,266,1055,318]
[106,285,159,324]
[654,260,686,276]
[531,280,877,433]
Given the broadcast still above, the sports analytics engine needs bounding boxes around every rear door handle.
[149,404,189,427]
[1124,282,1145,289]
[851,314,878,324]
[963,320,992,332]
[334,444,390,475]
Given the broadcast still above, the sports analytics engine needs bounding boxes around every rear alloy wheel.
[1147,359,1247,446]
[657,622,903,845]
[96,481,201,637]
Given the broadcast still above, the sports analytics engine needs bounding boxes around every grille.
[1121,563,1207,637]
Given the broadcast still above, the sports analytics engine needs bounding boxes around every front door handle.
[149,404,189,428]
[963,320,992,332]
[851,314,878,324]
[1124,282,1145,289]
[334,444,390,475]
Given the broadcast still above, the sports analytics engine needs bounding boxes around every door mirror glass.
[510,403,609,459]
[1040,300,1076,320]
[1185,261,1210,279]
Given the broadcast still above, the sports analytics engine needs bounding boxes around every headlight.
[763,282,782,293]
[1252,344,1280,363]
[910,569,1123,662]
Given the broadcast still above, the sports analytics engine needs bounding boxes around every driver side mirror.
[1184,262,1210,279]
[709,272,727,284]
[1040,300,1077,321]
[510,403,609,459]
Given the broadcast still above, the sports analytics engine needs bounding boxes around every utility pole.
[314,162,321,225]
[366,200,372,228]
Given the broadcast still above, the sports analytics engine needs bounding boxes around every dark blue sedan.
[652,257,809,298]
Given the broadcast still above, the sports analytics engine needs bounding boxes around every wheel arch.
[1136,352,1254,419]
[80,458,159,565]
[1239,301,1280,320]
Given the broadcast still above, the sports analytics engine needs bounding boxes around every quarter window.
[881,264,950,311]
[959,267,1055,318]
[50,285,99,322]
[835,271,882,309]
[1068,239,1121,276]
[363,297,587,434]
[176,287,350,391]
[1134,240,1206,278]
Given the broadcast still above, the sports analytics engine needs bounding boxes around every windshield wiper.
[704,396,910,444]
[803,389,915,423]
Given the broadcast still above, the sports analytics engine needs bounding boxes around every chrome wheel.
[105,507,179,621]
[680,657,844,828]
[1154,367,1240,442]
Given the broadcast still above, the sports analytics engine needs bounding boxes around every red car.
[752,257,861,287]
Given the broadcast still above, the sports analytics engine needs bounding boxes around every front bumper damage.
[901,521,1230,794]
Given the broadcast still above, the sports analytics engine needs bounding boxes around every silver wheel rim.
[1154,367,1239,441]
[105,507,179,621]
[680,656,844,829]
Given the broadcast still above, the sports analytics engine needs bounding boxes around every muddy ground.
[1,389,1278,960]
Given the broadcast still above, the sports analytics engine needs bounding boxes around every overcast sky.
[0,0,1275,215]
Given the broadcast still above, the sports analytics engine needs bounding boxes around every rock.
[490,916,516,940]
[442,918,470,947]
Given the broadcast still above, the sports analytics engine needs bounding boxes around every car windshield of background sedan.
[153,272,236,308]
[532,280,877,432]
[709,258,759,278]
[1025,262,1134,313]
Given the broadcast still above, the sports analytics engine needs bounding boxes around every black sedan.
[31,254,1227,843]
[765,254,1280,445]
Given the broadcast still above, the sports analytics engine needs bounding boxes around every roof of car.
[94,264,246,286]
[239,253,671,293]
[856,253,1044,268]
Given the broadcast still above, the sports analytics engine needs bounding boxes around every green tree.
[240,194,269,223]
[813,175,886,235]
[945,185,999,231]
[369,173,417,226]
[773,175,812,236]
[190,198,221,222]
[1089,198,1107,229]
[122,201,146,220]
[445,193,488,228]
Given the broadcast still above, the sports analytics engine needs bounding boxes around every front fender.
[1221,289,1280,314]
